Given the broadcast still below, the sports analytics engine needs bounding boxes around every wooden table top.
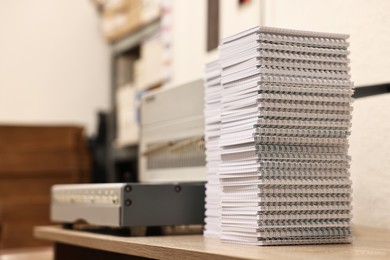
[34,225,390,260]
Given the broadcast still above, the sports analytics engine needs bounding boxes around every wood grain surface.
[0,125,90,249]
[34,225,390,260]
[0,247,53,260]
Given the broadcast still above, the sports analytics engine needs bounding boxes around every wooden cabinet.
[0,125,90,249]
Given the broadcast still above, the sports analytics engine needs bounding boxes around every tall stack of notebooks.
[205,26,354,245]
[204,60,222,237]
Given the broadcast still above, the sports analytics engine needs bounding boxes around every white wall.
[170,0,261,87]
[262,0,390,87]
[170,0,390,87]
[0,0,110,135]
[349,94,390,229]
[170,0,207,87]
[220,0,261,40]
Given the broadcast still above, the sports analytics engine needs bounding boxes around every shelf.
[35,225,390,260]
[107,17,161,184]
[112,18,160,55]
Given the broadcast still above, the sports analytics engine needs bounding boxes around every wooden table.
[34,225,390,260]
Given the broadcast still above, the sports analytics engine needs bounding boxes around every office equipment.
[204,26,354,245]
[139,80,206,183]
[51,182,205,227]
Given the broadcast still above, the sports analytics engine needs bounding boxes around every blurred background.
[0,0,389,253]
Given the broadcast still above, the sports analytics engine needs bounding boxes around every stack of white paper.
[204,60,222,237]
[208,26,353,245]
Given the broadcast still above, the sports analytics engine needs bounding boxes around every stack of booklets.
[205,26,354,245]
[204,60,222,237]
